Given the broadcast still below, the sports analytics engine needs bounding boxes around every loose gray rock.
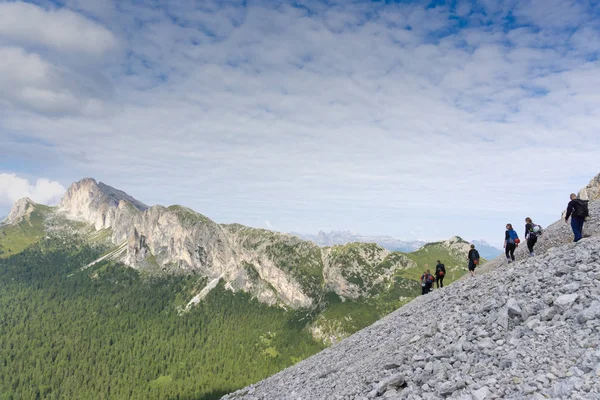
[471,386,490,400]
[506,298,522,317]
[555,293,578,310]
[222,194,600,400]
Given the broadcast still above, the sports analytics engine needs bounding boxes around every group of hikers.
[420,193,590,295]
[504,193,590,262]
[419,260,447,295]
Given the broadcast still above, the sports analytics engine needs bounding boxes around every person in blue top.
[504,223,519,263]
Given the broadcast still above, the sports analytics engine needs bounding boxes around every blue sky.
[1,0,599,247]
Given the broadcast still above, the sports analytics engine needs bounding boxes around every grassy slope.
[402,242,478,284]
[0,205,52,258]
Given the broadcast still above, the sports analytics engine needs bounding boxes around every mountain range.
[0,177,479,399]
[291,231,425,252]
[3,173,597,399]
[294,231,503,259]
[1,178,477,313]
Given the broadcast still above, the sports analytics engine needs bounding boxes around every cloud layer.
[0,174,66,209]
[1,0,599,245]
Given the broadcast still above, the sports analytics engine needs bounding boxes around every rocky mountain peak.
[60,178,148,213]
[445,235,466,244]
[579,172,600,201]
[58,178,148,230]
[2,197,37,225]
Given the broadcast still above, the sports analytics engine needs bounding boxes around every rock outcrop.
[2,197,36,225]
[222,209,600,399]
[579,172,600,201]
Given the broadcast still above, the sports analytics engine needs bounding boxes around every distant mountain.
[292,230,425,252]
[471,239,503,259]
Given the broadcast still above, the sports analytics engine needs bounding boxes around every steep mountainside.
[1,178,474,345]
[222,174,600,400]
[293,231,425,252]
[223,236,600,400]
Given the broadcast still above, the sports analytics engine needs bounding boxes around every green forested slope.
[0,238,323,400]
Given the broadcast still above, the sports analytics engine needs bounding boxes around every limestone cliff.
[5,178,464,312]
[54,178,417,310]
[3,197,37,225]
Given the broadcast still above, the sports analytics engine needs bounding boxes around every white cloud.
[0,0,599,245]
[0,1,118,56]
[0,46,107,115]
[0,2,118,114]
[0,174,66,208]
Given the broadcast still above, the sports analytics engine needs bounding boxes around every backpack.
[507,230,519,244]
[469,249,480,261]
[436,264,445,276]
[531,224,543,237]
[573,200,590,218]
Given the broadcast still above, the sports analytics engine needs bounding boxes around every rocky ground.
[223,195,600,399]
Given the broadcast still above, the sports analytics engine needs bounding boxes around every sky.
[1,0,599,247]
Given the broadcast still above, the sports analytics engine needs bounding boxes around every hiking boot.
[507,258,512,264]
[530,252,535,257]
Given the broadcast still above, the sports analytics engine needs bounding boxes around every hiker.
[565,193,589,242]
[504,223,519,263]
[420,269,435,295]
[524,217,541,257]
[435,260,446,288]
[467,244,479,277]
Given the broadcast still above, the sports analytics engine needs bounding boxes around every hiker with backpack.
[504,223,519,263]
[565,193,589,242]
[524,217,542,257]
[420,269,435,295]
[467,244,479,277]
[435,260,446,288]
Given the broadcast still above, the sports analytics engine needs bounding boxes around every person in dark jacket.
[504,223,519,263]
[435,260,446,288]
[420,269,434,295]
[524,217,538,257]
[565,193,586,242]
[467,245,479,277]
